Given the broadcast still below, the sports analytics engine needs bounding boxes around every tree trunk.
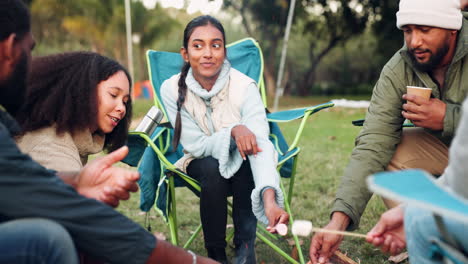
[300,36,341,95]
[263,66,276,98]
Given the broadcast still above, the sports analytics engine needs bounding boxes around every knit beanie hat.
[396,0,462,30]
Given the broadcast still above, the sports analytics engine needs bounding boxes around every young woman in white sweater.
[161,15,289,264]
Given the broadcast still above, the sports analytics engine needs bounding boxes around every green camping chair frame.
[130,38,333,264]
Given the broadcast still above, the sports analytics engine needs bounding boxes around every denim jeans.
[187,157,257,250]
[0,218,78,264]
[405,205,468,264]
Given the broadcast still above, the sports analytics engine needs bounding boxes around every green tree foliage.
[296,0,371,95]
[30,0,179,80]
[368,0,402,68]
[223,0,304,96]
[28,0,403,96]
[224,0,404,96]
[224,0,373,96]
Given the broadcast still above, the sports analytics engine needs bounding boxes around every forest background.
[26,0,402,97]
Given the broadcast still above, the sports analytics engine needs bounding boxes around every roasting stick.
[311,227,367,238]
[292,220,367,239]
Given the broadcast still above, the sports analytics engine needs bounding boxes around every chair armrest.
[267,101,334,151]
[352,118,415,127]
[267,101,334,122]
[122,128,175,168]
[367,169,468,222]
[429,237,468,263]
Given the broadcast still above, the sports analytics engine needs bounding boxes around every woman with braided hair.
[161,15,289,264]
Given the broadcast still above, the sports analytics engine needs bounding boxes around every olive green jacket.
[332,12,468,230]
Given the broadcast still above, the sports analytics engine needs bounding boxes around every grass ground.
[117,96,407,264]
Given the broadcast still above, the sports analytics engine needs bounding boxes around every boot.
[233,239,256,264]
[206,247,228,264]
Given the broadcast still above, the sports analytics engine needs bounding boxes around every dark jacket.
[0,108,155,263]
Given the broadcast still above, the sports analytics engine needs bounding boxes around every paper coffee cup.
[406,86,432,105]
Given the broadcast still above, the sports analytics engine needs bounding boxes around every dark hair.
[173,15,226,149]
[0,0,30,41]
[16,52,133,153]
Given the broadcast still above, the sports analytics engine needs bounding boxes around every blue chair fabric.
[367,169,468,263]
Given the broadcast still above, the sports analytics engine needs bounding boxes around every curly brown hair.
[16,51,133,152]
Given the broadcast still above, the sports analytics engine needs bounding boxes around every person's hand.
[77,146,139,207]
[402,94,446,130]
[262,189,289,233]
[366,206,406,255]
[265,204,289,234]
[231,125,262,160]
[309,212,349,264]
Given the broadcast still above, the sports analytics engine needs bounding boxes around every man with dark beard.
[309,0,468,263]
[0,1,218,264]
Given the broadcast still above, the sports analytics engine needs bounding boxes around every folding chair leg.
[184,224,203,249]
[281,180,306,264]
[257,224,279,240]
[168,175,179,246]
[256,232,300,264]
[287,154,299,206]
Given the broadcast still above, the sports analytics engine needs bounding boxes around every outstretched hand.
[366,206,406,255]
[265,204,289,234]
[402,94,446,130]
[77,146,140,207]
[231,125,262,160]
[262,188,289,234]
[309,212,349,264]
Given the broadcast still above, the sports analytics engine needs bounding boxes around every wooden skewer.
[312,227,367,238]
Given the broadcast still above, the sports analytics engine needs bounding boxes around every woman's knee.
[192,157,226,188]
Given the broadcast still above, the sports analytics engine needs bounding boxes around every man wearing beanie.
[310,0,468,263]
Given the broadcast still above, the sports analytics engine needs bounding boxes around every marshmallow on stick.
[275,223,288,236]
[292,220,366,238]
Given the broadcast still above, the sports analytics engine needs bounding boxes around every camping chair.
[352,118,414,127]
[367,169,468,264]
[124,38,334,264]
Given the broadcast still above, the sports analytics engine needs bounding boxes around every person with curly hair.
[0,1,218,263]
[16,52,132,171]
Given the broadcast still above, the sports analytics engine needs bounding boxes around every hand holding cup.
[406,86,432,105]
